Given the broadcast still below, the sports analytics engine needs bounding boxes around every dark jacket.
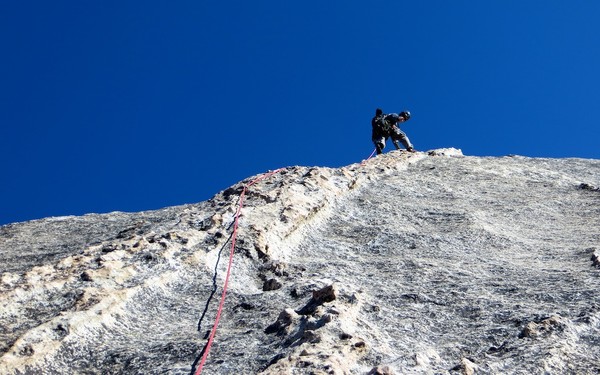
[372,113,401,139]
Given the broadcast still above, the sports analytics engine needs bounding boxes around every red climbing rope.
[194,168,285,375]
[361,148,377,165]
[194,146,378,373]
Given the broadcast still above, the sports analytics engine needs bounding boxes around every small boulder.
[263,278,282,291]
[367,365,394,375]
[312,284,337,303]
[265,308,299,335]
[519,316,565,338]
[297,284,338,315]
[590,248,600,268]
[579,183,600,192]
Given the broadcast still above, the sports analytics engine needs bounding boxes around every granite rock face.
[1,148,600,374]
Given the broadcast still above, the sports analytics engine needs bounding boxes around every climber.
[371,108,415,155]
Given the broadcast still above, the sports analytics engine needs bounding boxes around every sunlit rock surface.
[1,148,600,374]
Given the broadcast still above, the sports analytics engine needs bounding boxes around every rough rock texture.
[1,148,600,374]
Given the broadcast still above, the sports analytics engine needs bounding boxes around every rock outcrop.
[1,148,600,374]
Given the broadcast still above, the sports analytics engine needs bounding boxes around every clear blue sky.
[2,2,599,226]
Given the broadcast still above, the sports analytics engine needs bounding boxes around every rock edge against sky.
[1,148,600,374]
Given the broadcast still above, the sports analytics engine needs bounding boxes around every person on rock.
[371,108,415,155]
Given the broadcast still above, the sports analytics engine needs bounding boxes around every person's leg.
[373,136,386,154]
[391,129,414,151]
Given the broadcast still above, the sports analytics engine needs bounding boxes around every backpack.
[373,114,392,134]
